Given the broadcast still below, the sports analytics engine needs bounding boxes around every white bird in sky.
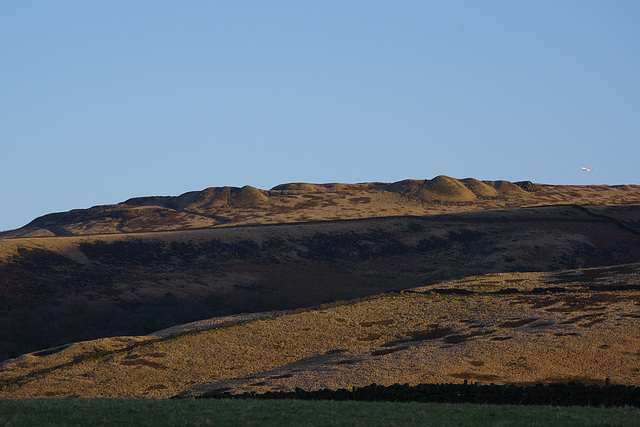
[581,167,593,171]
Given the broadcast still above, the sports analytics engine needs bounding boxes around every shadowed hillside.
[3,263,640,398]
[1,204,640,361]
[2,177,640,400]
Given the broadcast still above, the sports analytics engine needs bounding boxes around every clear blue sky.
[1,1,639,231]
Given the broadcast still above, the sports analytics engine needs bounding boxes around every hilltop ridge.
[3,176,639,238]
[2,176,640,397]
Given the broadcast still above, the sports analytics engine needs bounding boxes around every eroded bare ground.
[2,263,639,399]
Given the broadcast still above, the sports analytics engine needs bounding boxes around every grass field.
[1,399,639,426]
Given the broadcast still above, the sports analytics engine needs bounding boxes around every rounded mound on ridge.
[188,187,234,209]
[460,178,499,198]
[382,176,477,202]
[230,186,270,206]
[418,175,478,202]
[485,180,529,197]
[186,186,269,209]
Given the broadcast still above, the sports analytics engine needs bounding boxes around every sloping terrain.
[1,177,640,399]
[2,204,640,361]
[3,176,640,238]
[2,263,639,398]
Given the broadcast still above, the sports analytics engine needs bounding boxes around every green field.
[1,399,639,427]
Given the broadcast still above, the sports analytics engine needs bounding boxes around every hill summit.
[2,176,639,239]
[1,176,640,396]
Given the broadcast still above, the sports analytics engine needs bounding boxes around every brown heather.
[1,176,640,398]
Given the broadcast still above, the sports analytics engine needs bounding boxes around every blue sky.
[1,1,639,231]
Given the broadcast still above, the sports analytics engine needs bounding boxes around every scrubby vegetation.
[2,206,640,361]
[2,179,640,406]
[197,381,640,408]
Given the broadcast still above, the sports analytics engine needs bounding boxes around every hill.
[2,176,640,238]
[1,203,640,361]
[2,263,639,398]
[1,176,640,398]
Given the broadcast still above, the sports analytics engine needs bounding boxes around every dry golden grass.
[2,202,640,364]
[2,178,640,399]
[3,178,640,238]
[2,264,639,399]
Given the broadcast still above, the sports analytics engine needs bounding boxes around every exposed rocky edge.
[2,176,640,238]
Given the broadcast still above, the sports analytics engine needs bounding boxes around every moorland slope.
[1,176,640,398]
[2,263,640,398]
[2,203,640,361]
[2,176,639,238]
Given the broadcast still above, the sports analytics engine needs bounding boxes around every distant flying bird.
[581,167,593,171]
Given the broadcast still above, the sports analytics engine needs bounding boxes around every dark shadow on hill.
[2,205,640,361]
